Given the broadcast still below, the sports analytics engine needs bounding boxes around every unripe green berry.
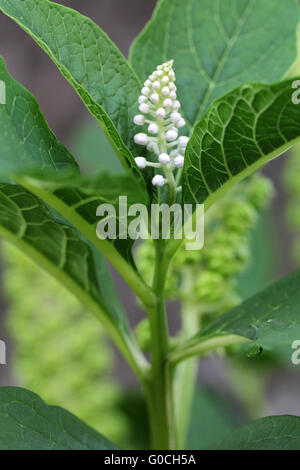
[224,200,257,233]
[247,176,274,210]
[194,272,225,303]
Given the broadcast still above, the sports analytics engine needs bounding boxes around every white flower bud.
[134,133,148,145]
[162,76,169,85]
[156,108,166,118]
[133,115,146,125]
[173,100,181,110]
[169,70,175,81]
[166,129,178,142]
[148,123,159,134]
[144,79,151,87]
[147,142,154,151]
[176,118,186,128]
[157,65,163,70]
[149,74,156,81]
[152,81,160,90]
[174,155,184,168]
[142,87,150,96]
[135,157,147,169]
[170,91,177,100]
[150,93,159,104]
[152,175,165,187]
[156,70,163,77]
[158,153,171,165]
[169,83,176,91]
[147,142,159,154]
[162,86,170,96]
[163,98,173,108]
[139,103,150,114]
[170,112,181,122]
[179,136,189,148]
[139,95,147,104]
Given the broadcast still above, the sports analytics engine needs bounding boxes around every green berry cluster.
[3,242,128,443]
[136,175,274,323]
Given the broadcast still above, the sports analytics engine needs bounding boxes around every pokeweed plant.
[1,0,300,450]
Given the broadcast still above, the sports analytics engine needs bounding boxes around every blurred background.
[0,0,299,449]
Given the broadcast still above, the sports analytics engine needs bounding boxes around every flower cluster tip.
[133,60,189,188]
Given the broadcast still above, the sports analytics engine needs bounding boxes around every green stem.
[164,166,177,206]
[169,334,250,366]
[146,240,177,449]
[174,302,199,449]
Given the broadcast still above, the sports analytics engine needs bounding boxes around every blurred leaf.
[130,0,299,128]
[116,392,150,450]
[0,387,118,450]
[68,119,123,175]
[195,269,300,355]
[213,415,300,450]
[183,80,300,208]
[236,211,277,300]
[0,56,78,179]
[0,0,145,182]
[187,388,235,450]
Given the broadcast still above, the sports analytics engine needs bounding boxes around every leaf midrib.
[193,0,255,123]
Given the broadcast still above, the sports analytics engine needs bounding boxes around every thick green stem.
[174,302,199,448]
[146,240,177,449]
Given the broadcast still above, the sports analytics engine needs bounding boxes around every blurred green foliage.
[3,236,129,444]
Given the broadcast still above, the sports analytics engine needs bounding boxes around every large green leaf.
[0,0,144,179]
[183,79,300,208]
[205,269,300,351]
[0,387,118,450]
[0,60,148,376]
[0,55,154,316]
[187,387,234,450]
[0,57,123,314]
[130,0,299,128]
[172,269,300,363]
[18,170,149,264]
[0,56,120,318]
[0,183,143,368]
[214,415,300,450]
[0,57,78,178]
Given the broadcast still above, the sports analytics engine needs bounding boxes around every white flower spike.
[133,60,189,194]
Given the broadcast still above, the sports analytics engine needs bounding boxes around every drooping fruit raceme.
[133,60,189,190]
